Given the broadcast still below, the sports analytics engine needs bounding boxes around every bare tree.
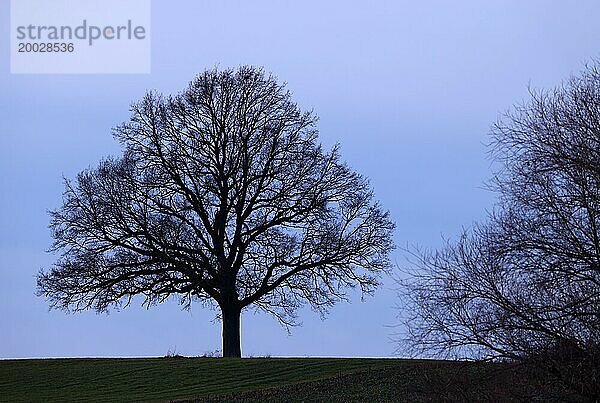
[402,62,600,399]
[37,66,395,358]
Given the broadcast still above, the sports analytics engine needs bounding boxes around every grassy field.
[0,357,557,402]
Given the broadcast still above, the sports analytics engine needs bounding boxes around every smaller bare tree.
[402,62,600,400]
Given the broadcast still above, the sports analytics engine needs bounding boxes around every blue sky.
[2,0,600,358]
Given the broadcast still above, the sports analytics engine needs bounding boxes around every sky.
[1,0,600,358]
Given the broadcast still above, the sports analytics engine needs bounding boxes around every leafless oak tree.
[37,66,395,357]
[402,62,600,399]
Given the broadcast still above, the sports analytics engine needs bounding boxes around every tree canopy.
[403,62,600,399]
[37,66,395,357]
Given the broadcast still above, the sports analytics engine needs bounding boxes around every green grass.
[0,357,553,402]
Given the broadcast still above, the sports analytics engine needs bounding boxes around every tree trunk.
[221,305,241,358]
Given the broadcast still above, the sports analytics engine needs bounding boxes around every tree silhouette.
[402,62,600,399]
[37,66,395,357]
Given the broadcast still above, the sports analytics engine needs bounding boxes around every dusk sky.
[2,1,600,358]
